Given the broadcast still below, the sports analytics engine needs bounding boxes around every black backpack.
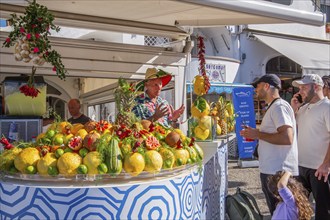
[226,187,263,220]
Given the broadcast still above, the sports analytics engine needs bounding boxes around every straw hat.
[135,68,172,91]
[144,68,172,87]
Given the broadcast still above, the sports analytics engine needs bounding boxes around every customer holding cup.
[240,74,298,215]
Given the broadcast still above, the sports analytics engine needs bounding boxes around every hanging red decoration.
[197,36,210,94]
[19,66,40,98]
[192,36,210,96]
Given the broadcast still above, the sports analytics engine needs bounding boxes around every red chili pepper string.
[197,36,210,94]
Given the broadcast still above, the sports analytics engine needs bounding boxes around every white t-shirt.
[258,99,299,175]
[296,97,330,169]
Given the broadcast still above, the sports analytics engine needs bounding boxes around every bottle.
[8,122,19,142]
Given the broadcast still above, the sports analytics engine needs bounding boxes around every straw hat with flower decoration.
[137,68,172,91]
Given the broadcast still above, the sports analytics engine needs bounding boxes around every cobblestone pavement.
[227,158,271,220]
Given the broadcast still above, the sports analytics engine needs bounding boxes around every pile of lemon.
[0,120,204,177]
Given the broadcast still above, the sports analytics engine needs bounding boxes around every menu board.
[232,87,257,159]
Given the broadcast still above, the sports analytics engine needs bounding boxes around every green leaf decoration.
[194,96,207,113]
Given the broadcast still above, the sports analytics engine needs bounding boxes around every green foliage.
[2,0,67,80]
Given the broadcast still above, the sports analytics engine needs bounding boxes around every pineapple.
[115,78,141,127]
[219,119,227,135]
[215,96,228,135]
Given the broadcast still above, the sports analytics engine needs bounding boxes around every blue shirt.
[272,186,298,220]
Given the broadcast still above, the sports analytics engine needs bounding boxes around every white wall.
[248,0,327,39]
[238,34,281,84]
[194,27,239,60]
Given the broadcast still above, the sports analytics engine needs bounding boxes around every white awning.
[0,0,326,40]
[253,34,330,74]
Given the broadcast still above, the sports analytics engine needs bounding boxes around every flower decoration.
[95,120,110,132]
[2,0,67,80]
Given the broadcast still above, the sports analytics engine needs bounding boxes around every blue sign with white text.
[232,87,257,159]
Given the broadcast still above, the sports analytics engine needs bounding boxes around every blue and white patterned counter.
[0,138,229,220]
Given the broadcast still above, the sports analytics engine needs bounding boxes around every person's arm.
[277,171,292,189]
[277,171,296,207]
[315,143,330,182]
[240,125,294,145]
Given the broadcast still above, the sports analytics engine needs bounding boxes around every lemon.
[37,153,58,175]
[14,147,40,174]
[144,150,163,173]
[191,105,210,118]
[198,116,212,130]
[57,152,82,175]
[75,129,88,139]
[123,152,145,176]
[158,147,175,169]
[70,123,84,135]
[83,151,102,174]
[193,75,207,96]
[174,148,190,167]
[194,126,210,140]
[0,147,22,171]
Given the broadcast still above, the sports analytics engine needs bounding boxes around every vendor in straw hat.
[132,68,185,127]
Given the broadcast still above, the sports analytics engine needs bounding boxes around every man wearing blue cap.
[241,74,298,215]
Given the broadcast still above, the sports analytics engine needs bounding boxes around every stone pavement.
[227,158,271,220]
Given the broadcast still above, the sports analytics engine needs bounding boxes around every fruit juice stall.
[0,3,224,220]
[0,79,224,220]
